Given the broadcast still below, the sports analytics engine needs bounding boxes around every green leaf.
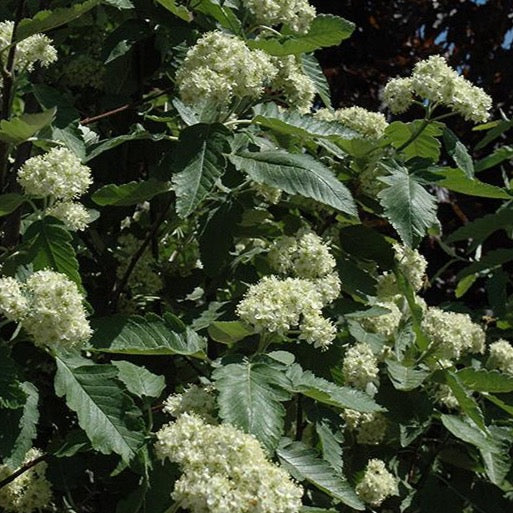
[229,151,357,217]
[0,194,25,218]
[23,218,82,287]
[54,353,145,463]
[154,0,192,21]
[443,127,474,178]
[430,167,512,199]
[253,103,357,140]
[247,15,355,56]
[112,361,165,399]
[16,0,100,41]
[0,109,56,145]
[193,0,241,33]
[103,0,134,8]
[339,225,395,268]
[456,248,513,280]
[212,358,291,453]
[90,314,206,357]
[385,121,442,161]
[475,146,513,172]
[315,420,344,473]
[0,382,39,468]
[0,346,26,409]
[91,179,171,206]
[301,54,332,108]
[377,163,438,248]
[445,206,513,245]
[440,414,496,453]
[386,360,429,391]
[277,439,365,510]
[480,425,513,485]
[288,367,384,413]
[172,124,231,217]
[208,321,255,345]
[456,368,513,393]
[445,372,487,432]
[455,274,477,298]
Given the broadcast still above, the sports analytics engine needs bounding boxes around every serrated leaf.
[193,0,241,32]
[173,124,231,217]
[378,163,438,248]
[480,425,513,485]
[0,346,26,409]
[90,314,206,357]
[430,167,512,199]
[0,382,39,468]
[440,414,496,453]
[288,367,384,413]
[16,0,100,41]
[315,420,344,473]
[113,361,165,399]
[0,194,25,217]
[475,145,513,173]
[229,151,357,216]
[253,103,357,140]
[213,358,291,453]
[301,54,332,108]
[385,121,442,161]
[445,372,487,432]
[443,127,474,178]
[92,179,171,206]
[54,353,145,463]
[23,218,82,287]
[386,360,429,391]
[155,0,192,21]
[104,0,134,8]
[0,109,56,145]
[208,321,255,345]
[248,15,355,55]
[277,439,365,510]
[456,368,513,393]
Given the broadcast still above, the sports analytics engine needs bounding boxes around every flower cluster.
[155,413,303,513]
[432,384,459,410]
[355,459,398,507]
[0,449,52,513]
[241,0,316,34]
[238,231,340,349]
[176,31,276,108]
[0,21,57,73]
[316,107,389,139]
[360,301,402,339]
[487,339,513,375]
[163,384,217,423]
[341,409,388,445]
[421,307,485,363]
[18,147,93,231]
[61,54,105,90]
[383,55,492,123]
[271,56,316,113]
[0,271,92,349]
[341,342,379,391]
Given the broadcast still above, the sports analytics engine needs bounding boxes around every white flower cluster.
[0,449,52,513]
[0,21,57,73]
[176,31,276,108]
[377,244,428,298]
[62,54,105,90]
[355,459,398,507]
[488,339,513,375]
[155,413,303,513]
[253,182,282,204]
[238,231,340,349]
[360,301,402,339]
[341,342,379,390]
[316,107,389,139]
[46,201,91,231]
[433,384,459,410]
[341,409,387,445]
[383,55,492,123]
[421,307,485,363]
[241,0,316,34]
[115,233,163,312]
[0,271,91,349]
[18,147,92,231]
[271,56,316,113]
[163,384,217,423]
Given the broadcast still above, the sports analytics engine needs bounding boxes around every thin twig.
[0,453,48,490]
[109,198,173,309]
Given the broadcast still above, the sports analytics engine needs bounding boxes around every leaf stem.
[0,453,48,490]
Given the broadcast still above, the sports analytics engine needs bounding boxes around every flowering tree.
[0,1,513,512]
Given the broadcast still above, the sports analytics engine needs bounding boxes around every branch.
[0,453,49,490]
